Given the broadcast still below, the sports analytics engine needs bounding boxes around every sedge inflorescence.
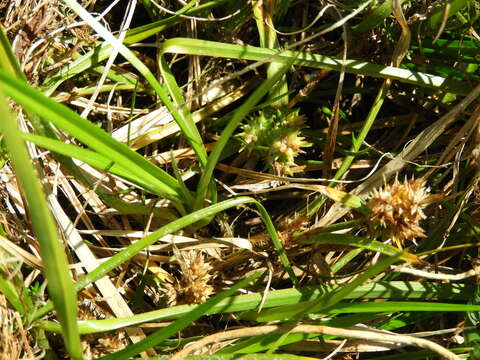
[239,107,310,175]
[367,176,430,248]
[163,250,214,306]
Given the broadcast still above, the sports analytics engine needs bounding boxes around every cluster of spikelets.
[163,250,214,306]
[239,107,310,175]
[366,176,430,248]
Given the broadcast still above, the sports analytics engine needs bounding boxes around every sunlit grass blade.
[61,0,208,167]
[243,253,404,322]
[304,233,421,263]
[0,69,184,202]
[32,196,294,319]
[0,26,26,80]
[160,37,471,95]
[97,271,263,360]
[158,55,208,167]
[21,132,166,197]
[0,93,83,359]
[37,280,473,334]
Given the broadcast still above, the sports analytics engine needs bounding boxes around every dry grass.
[1,0,479,358]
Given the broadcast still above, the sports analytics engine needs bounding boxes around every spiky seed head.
[367,176,430,248]
[164,250,214,306]
[269,130,308,175]
[238,108,310,175]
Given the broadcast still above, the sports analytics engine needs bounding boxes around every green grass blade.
[0,274,27,315]
[0,69,183,201]
[98,271,263,360]
[61,0,208,171]
[243,253,404,322]
[32,196,291,319]
[327,301,480,313]
[160,38,471,95]
[304,233,421,263]
[193,56,295,210]
[255,202,298,286]
[21,132,167,197]
[0,26,26,80]
[158,55,208,167]
[36,281,472,334]
[0,93,83,359]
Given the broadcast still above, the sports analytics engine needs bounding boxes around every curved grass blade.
[32,196,294,320]
[37,281,472,334]
[0,69,184,202]
[97,272,263,360]
[161,37,471,95]
[61,0,208,170]
[0,93,83,359]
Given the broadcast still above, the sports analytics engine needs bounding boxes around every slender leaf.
[98,272,263,360]
[33,196,290,319]
[0,92,83,359]
[160,37,471,95]
[36,281,472,334]
[0,69,183,202]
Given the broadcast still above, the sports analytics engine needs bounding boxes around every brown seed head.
[165,250,214,306]
[367,176,430,248]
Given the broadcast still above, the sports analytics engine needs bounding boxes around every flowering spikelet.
[367,176,430,248]
[164,250,214,306]
[238,107,310,175]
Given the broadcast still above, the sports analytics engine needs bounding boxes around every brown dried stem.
[170,324,460,360]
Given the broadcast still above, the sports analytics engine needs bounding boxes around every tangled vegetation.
[0,0,480,359]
